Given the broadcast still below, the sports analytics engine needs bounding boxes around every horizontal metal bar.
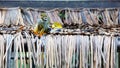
[0,1,120,8]
[0,0,119,1]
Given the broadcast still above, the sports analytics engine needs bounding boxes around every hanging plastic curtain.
[0,7,118,68]
[46,9,63,25]
[0,8,24,26]
[35,35,116,68]
[0,32,117,68]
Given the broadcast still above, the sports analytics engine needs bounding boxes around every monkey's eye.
[43,17,47,21]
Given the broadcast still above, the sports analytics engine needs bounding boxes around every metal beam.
[0,1,120,8]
